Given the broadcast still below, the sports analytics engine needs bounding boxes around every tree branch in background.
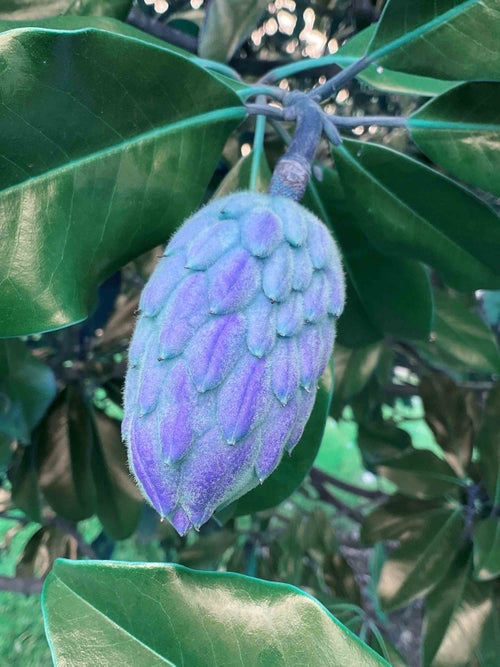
[0,575,44,595]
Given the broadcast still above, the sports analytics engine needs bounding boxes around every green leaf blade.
[198,0,267,62]
[409,81,500,196]
[377,508,464,611]
[336,24,456,96]
[42,560,389,666]
[0,27,244,336]
[333,140,500,291]
[368,0,500,81]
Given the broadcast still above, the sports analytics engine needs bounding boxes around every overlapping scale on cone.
[122,192,345,535]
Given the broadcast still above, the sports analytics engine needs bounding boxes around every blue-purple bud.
[122,192,345,535]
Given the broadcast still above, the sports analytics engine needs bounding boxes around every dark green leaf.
[0,27,244,336]
[477,600,500,667]
[355,406,413,470]
[335,215,434,342]
[42,560,389,666]
[330,343,383,417]
[37,386,97,522]
[422,548,471,667]
[0,15,190,54]
[475,383,500,505]
[473,517,500,581]
[215,151,271,197]
[377,449,462,498]
[362,495,454,544]
[369,632,409,667]
[90,408,143,540]
[0,340,57,443]
[410,81,500,196]
[333,140,500,291]
[0,0,131,20]
[367,0,500,81]
[423,550,494,667]
[414,290,500,378]
[16,525,78,579]
[336,279,382,348]
[305,168,434,344]
[378,508,464,611]
[419,372,479,475]
[219,361,333,519]
[199,0,267,62]
[9,444,42,522]
[336,24,455,96]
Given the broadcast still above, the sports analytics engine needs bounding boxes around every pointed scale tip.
[170,507,193,536]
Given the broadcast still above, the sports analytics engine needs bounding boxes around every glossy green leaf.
[333,140,500,291]
[90,408,142,540]
[0,0,131,20]
[473,517,500,581]
[362,495,454,544]
[424,551,494,667]
[414,290,500,378]
[367,0,500,81]
[42,560,389,666]
[336,24,456,96]
[475,383,500,505]
[0,15,245,92]
[37,386,96,522]
[0,27,244,337]
[377,449,462,498]
[199,0,267,62]
[0,339,57,443]
[419,372,478,475]
[219,361,333,519]
[410,81,500,196]
[305,168,434,346]
[0,15,185,52]
[377,508,464,611]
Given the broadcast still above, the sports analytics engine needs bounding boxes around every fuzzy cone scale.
[122,192,345,535]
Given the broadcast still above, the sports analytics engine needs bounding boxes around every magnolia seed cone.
[122,192,345,535]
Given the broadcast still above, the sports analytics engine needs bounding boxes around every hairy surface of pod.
[122,192,345,535]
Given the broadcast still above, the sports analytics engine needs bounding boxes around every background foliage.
[0,0,499,665]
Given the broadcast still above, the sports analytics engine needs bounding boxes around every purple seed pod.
[122,192,345,535]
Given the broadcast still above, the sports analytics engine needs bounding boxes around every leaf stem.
[324,113,408,129]
[238,85,287,102]
[309,55,375,102]
[245,103,285,120]
[249,96,267,192]
[194,58,242,81]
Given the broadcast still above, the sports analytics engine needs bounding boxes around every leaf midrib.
[0,106,245,197]
[409,120,500,132]
[368,0,478,60]
[50,573,175,665]
[335,143,496,276]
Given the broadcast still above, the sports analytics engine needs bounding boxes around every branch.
[310,468,387,501]
[0,575,44,595]
[127,5,198,53]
